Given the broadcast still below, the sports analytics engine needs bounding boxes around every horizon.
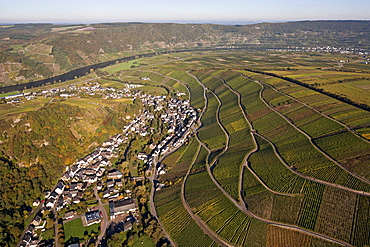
[1,0,369,25]
[1,19,369,26]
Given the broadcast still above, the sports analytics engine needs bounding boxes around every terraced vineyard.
[114,50,370,246]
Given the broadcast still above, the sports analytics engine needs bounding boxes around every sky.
[1,0,369,24]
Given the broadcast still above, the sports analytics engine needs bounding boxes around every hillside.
[0,92,141,245]
[1,21,370,86]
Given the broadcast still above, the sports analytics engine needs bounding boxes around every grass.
[131,234,156,247]
[64,217,100,243]
[41,228,55,240]
[102,59,143,74]
[104,204,110,216]
[0,91,20,97]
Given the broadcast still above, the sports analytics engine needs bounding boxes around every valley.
[0,28,370,246]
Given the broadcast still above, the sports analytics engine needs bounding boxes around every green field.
[102,59,143,74]
[64,218,100,243]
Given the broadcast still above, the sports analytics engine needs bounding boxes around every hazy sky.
[1,0,369,24]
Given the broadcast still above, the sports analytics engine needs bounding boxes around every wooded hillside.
[1,21,369,86]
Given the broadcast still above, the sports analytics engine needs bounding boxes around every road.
[180,144,232,247]
[211,73,297,198]
[148,155,177,247]
[94,185,109,246]
[53,208,59,247]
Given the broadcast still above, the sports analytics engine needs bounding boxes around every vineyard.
[226,70,370,193]
[100,50,370,246]
[155,184,216,246]
[197,91,227,150]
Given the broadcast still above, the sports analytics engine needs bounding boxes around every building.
[55,181,65,194]
[85,210,101,226]
[109,198,137,219]
[107,169,123,179]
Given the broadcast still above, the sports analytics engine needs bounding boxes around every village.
[18,80,198,247]
[2,79,144,104]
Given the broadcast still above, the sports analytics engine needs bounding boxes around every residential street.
[94,186,109,246]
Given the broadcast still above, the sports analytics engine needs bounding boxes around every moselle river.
[1,47,250,94]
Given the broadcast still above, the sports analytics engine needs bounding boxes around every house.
[85,210,101,226]
[43,190,51,198]
[22,231,32,244]
[103,188,114,198]
[77,182,88,191]
[61,172,71,181]
[70,182,78,191]
[84,174,97,183]
[107,179,115,188]
[49,191,58,199]
[83,169,96,175]
[55,181,65,195]
[33,199,40,207]
[45,198,56,208]
[97,181,103,191]
[107,169,123,179]
[137,153,148,162]
[64,211,76,220]
[109,198,137,219]
[115,179,123,187]
[96,168,105,177]
[123,222,133,231]
[100,158,109,166]
[69,190,78,197]
[73,196,81,204]
[67,243,80,247]
[32,215,42,226]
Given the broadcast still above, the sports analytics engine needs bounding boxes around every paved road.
[149,154,177,247]
[180,144,232,247]
[94,186,109,246]
[53,208,59,247]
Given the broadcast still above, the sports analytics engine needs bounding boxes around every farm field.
[271,69,370,106]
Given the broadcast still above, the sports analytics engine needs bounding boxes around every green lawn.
[131,235,156,247]
[102,59,142,74]
[41,228,55,241]
[64,217,100,243]
[0,91,20,97]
